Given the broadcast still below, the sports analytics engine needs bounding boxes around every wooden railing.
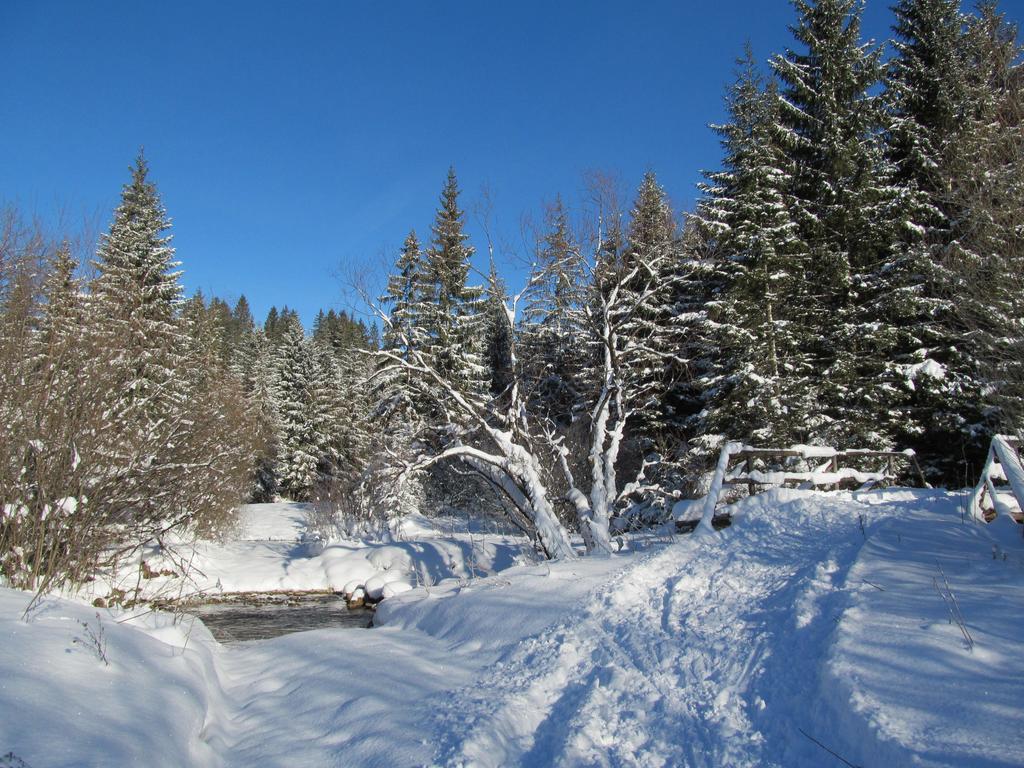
[968,436,1024,523]
[689,442,928,534]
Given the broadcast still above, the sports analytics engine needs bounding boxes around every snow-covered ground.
[2,489,1023,767]
[88,503,536,604]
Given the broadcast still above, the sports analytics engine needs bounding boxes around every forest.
[1,0,1021,587]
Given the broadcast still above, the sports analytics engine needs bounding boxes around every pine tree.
[91,151,185,424]
[617,172,680,437]
[771,0,895,446]
[421,168,487,399]
[274,317,321,501]
[697,50,817,447]
[519,198,592,426]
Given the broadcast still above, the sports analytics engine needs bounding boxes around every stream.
[188,593,374,643]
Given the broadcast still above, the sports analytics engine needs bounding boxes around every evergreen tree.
[178,291,254,532]
[38,244,83,359]
[945,4,1024,442]
[312,336,371,500]
[483,257,514,407]
[374,232,431,425]
[274,318,321,500]
[868,0,989,478]
[617,172,680,436]
[697,51,817,446]
[232,295,255,336]
[243,328,281,501]
[181,290,218,391]
[91,151,185,424]
[519,198,592,425]
[665,219,725,452]
[771,0,894,445]
[264,306,280,340]
[311,309,327,340]
[421,168,487,398]
[87,153,247,539]
[887,0,970,233]
[381,230,427,359]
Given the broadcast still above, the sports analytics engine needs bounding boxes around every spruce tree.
[264,306,280,340]
[92,151,185,424]
[869,0,989,477]
[232,295,254,335]
[519,198,592,426]
[274,317,321,500]
[946,5,1024,444]
[483,258,514,407]
[617,172,680,437]
[666,219,724,451]
[38,244,83,362]
[771,0,894,446]
[697,50,817,447]
[86,153,248,539]
[381,230,427,360]
[421,168,487,398]
[243,328,282,501]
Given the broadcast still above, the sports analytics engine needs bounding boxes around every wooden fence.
[686,442,929,534]
[968,436,1024,523]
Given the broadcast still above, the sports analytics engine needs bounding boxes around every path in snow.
[201,557,632,767]
[430,489,884,767]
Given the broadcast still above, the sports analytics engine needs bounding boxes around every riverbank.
[82,503,539,611]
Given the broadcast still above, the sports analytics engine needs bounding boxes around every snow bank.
[821,492,1024,767]
[86,503,536,606]
[0,590,223,768]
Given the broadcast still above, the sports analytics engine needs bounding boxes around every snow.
[904,358,947,390]
[3,491,1023,766]
[746,467,887,486]
[230,503,310,541]
[824,494,1024,767]
[88,505,532,603]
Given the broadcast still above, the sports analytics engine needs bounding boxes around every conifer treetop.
[94,150,182,314]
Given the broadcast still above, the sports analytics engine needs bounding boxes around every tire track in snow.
[435,490,884,767]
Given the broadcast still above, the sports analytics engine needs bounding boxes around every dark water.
[190,595,373,643]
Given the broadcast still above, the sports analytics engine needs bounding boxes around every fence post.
[697,442,743,536]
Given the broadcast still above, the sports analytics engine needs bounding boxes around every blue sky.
[2,1,1020,328]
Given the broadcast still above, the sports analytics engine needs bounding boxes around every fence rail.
[689,442,928,534]
[968,436,1024,523]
